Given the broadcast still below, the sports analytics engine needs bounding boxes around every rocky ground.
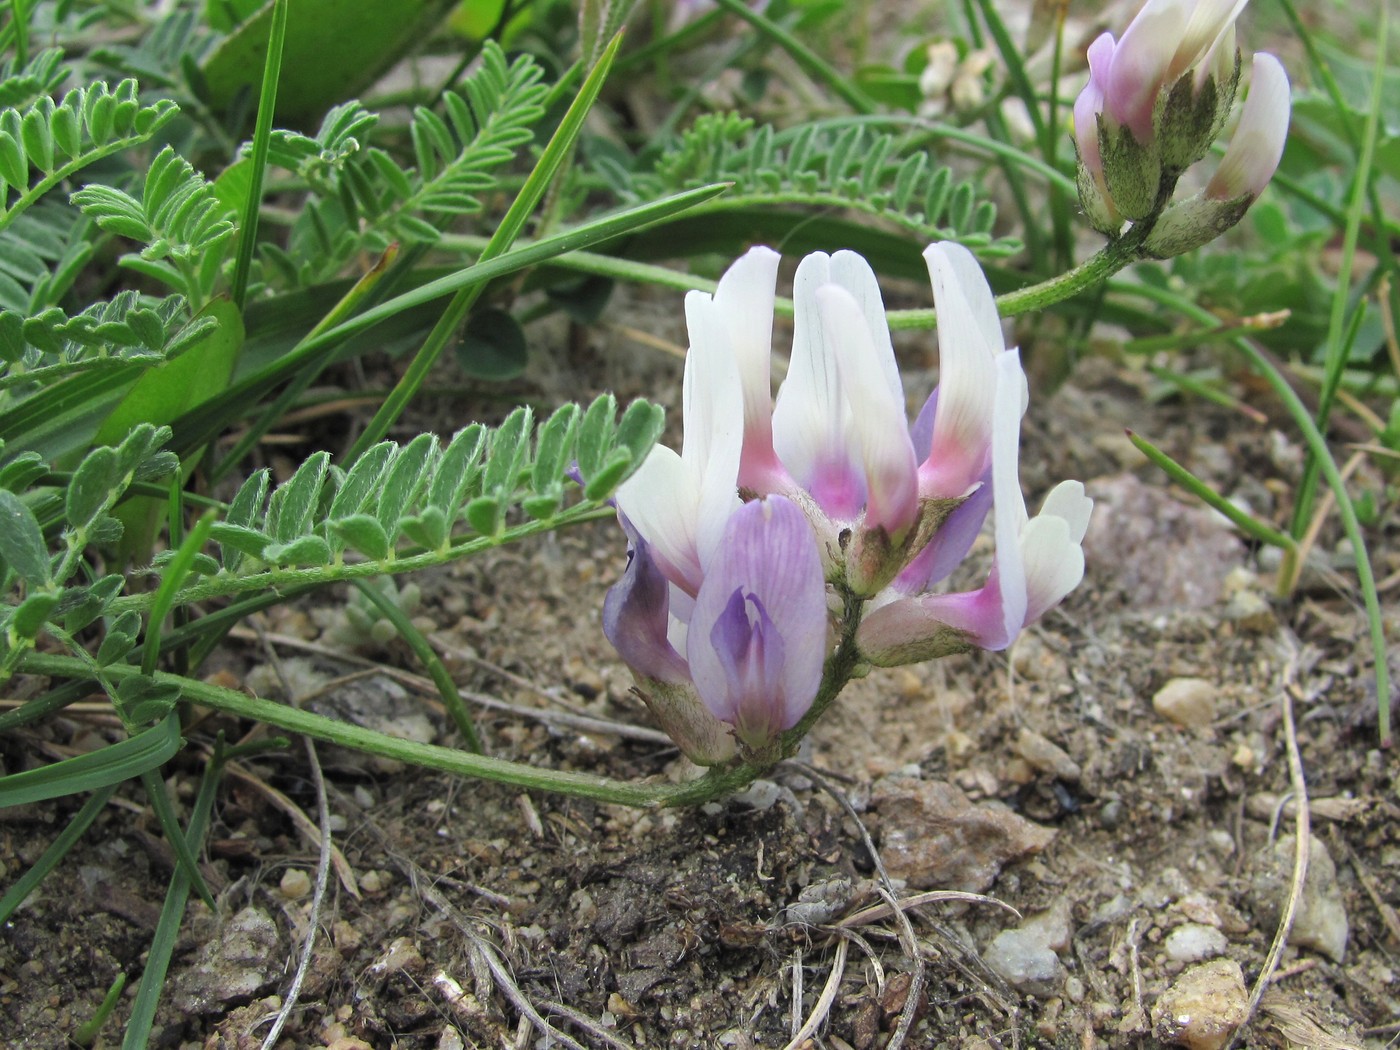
[2,287,1398,1049]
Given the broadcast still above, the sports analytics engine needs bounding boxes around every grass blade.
[230,0,289,310]
[0,713,182,806]
[1288,7,1389,537]
[122,741,227,1050]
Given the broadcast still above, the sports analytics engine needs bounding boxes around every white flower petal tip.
[1207,53,1290,201]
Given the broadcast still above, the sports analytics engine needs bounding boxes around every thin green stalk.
[1289,7,1388,538]
[211,243,400,482]
[352,578,483,754]
[709,0,877,114]
[105,502,614,616]
[343,34,625,467]
[72,973,126,1048]
[229,0,289,310]
[137,768,216,910]
[140,511,217,677]
[889,224,1154,329]
[8,0,27,70]
[169,181,731,455]
[1127,429,1299,554]
[18,653,739,807]
[1273,0,1391,260]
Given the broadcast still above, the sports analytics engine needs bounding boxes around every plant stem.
[889,222,1154,329]
[15,652,838,809]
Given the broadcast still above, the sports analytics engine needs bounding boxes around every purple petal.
[688,496,827,744]
[603,515,689,683]
[893,469,994,594]
[910,386,939,463]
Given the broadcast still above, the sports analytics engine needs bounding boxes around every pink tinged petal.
[1107,0,1191,139]
[1206,53,1290,200]
[713,246,791,492]
[688,496,826,744]
[856,574,1012,663]
[773,252,866,518]
[814,284,919,535]
[1193,22,1235,92]
[682,291,745,571]
[615,445,703,593]
[1170,0,1248,82]
[603,516,690,683]
[919,243,1004,500]
[1075,32,1117,172]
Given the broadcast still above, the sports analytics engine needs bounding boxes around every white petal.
[772,252,846,491]
[921,244,1003,496]
[1038,480,1093,543]
[1172,0,1248,81]
[815,284,918,534]
[829,250,902,407]
[1019,514,1086,622]
[682,293,745,570]
[924,242,1005,356]
[713,246,781,440]
[1207,53,1290,200]
[616,446,702,591]
[989,350,1030,639]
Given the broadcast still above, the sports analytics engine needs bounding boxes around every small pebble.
[1153,677,1219,728]
[1152,958,1248,1050]
[278,868,311,900]
[1164,923,1228,965]
[1014,728,1081,782]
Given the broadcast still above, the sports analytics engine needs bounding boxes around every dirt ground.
[2,287,1398,1050]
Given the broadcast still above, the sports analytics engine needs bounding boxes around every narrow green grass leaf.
[229,0,288,310]
[0,712,180,807]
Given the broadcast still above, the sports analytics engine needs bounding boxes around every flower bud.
[1144,54,1289,258]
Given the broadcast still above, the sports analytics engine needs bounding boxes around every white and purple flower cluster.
[604,244,1091,764]
[1073,0,1291,253]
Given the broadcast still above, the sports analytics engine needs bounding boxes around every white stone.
[1164,923,1228,965]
